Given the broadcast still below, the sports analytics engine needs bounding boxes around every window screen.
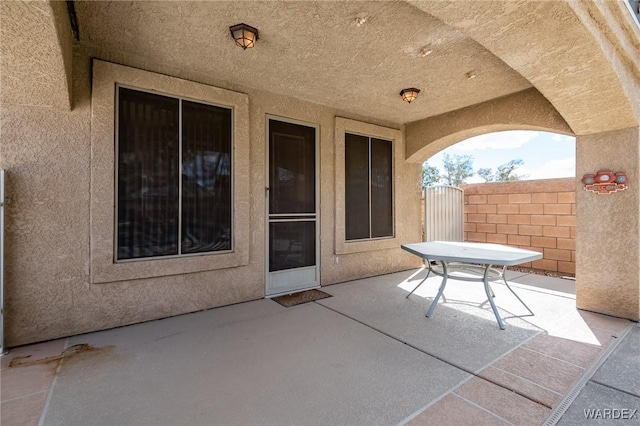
[371,138,393,237]
[181,100,232,254]
[345,133,370,240]
[345,133,393,241]
[117,87,232,260]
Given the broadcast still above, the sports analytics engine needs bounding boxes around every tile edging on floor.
[37,337,70,426]
[542,321,636,426]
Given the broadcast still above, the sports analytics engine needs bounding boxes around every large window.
[345,133,393,240]
[117,87,232,260]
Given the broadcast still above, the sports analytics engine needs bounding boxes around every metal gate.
[423,185,464,242]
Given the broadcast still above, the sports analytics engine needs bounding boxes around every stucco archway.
[406,88,574,163]
[405,93,639,321]
[409,0,640,135]
[406,1,640,321]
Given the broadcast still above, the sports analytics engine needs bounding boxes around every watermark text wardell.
[584,408,638,420]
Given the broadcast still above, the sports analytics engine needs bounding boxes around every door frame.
[265,114,320,297]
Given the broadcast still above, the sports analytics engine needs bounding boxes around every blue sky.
[425,130,576,183]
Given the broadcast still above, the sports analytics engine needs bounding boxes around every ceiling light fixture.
[229,23,259,50]
[355,16,368,27]
[400,88,420,103]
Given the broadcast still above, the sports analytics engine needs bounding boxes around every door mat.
[272,289,332,307]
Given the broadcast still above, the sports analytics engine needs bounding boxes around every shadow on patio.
[1,269,635,426]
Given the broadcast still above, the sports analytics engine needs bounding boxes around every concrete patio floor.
[1,268,637,425]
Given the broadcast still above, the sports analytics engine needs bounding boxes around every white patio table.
[401,241,543,329]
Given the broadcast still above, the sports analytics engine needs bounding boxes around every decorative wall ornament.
[582,170,628,194]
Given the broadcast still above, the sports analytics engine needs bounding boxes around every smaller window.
[345,133,393,241]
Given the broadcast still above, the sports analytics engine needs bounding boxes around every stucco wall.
[461,179,576,275]
[576,127,640,320]
[0,1,73,110]
[0,54,422,346]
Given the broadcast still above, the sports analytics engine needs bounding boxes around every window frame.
[114,84,234,262]
[344,132,394,242]
[90,60,250,284]
[334,118,402,255]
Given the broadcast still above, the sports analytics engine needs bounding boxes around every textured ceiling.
[75,1,532,124]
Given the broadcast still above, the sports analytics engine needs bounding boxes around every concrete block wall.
[461,178,576,275]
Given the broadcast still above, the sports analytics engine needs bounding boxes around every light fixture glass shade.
[229,23,259,49]
[400,88,420,103]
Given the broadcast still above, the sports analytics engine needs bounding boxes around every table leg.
[406,261,432,298]
[501,268,534,316]
[483,264,506,330]
[426,261,448,318]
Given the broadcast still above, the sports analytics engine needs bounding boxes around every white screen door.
[266,118,319,296]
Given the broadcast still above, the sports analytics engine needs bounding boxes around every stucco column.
[575,127,640,320]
